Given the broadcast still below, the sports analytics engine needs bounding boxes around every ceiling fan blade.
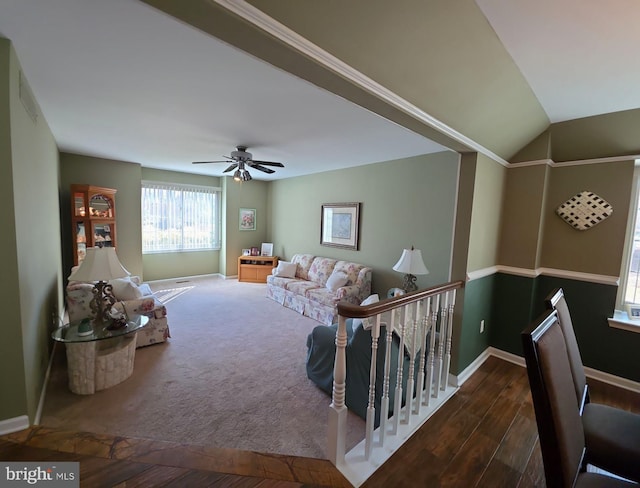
[250,160,284,167]
[222,163,238,173]
[251,164,276,174]
[192,160,230,164]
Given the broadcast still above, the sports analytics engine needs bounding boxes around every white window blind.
[141,181,220,253]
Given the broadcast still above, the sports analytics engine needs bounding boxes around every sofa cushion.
[306,287,342,308]
[110,277,143,301]
[273,261,297,278]
[287,280,321,296]
[308,257,337,286]
[326,271,348,292]
[333,261,365,286]
[292,254,315,280]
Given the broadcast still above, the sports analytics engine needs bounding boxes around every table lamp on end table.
[68,247,130,335]
[393,246,429,293]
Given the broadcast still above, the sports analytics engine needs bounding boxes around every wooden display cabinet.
[238,255,279,283]
[70,184,117,265]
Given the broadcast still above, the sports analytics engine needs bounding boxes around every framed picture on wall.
[321,202,361,250]
[239,208,256,231]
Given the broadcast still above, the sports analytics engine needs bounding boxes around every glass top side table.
[52,315,148,343]
[52,315,149,394]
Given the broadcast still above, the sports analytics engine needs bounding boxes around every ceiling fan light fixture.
[233,169,242,181]
[241,170,252,181]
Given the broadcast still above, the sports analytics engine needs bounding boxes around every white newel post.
[328,315,348,465]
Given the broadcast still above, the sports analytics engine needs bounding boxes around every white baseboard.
[452,347,639,394]
[0,415,29,436]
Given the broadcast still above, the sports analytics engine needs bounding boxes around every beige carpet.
[42,276,365,458]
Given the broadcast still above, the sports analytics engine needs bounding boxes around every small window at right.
[618,163,640,308]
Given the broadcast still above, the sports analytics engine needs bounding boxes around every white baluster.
[442,289,456,390]
[435,293,447,395]
[424,295,439,405]
[414,298,429,415]
[391,307,406,435]
[379,308,395,447]
[404,302,419,424]
[328,315,348,465]
[365,314,381,459]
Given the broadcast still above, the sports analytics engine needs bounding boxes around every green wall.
[0,39,62,425]
[269,152,459,295]
[60,153,143,278]
[224,177,269,276]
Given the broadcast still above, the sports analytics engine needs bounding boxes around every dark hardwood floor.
[2,356,638,487]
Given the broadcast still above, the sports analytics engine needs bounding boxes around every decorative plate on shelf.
[555,191,613,230]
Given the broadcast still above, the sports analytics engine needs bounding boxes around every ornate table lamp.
[68,247,130,335]
[393,246,429,293]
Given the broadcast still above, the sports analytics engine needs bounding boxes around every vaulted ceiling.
[1,0,639,179]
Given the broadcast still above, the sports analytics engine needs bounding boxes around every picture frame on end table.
[261,242,274,257]
[321,202,361,250]
[242,248,251,256]
[239,208,256,231]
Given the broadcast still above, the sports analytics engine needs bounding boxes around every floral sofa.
[266,253,372,325]
[66,275,170,348]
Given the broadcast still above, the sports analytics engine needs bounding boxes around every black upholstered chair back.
[545,288,589,411]
[522,309,587,488]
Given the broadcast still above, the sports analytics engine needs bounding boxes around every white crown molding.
[212,0,510,167]
[510,155,640,169]
[508,159,553,168]
[467,265,619,285]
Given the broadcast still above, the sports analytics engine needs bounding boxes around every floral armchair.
[66,275,170,348]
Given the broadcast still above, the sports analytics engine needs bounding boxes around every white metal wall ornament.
[555,191,613,230]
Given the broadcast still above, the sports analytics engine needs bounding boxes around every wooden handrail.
[337,280,464,319]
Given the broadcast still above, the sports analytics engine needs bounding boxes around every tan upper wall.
[550,109,640,162]
[466,153,507,272]
[498,164,548,269]
[539,160,634,276]
[513,109,640,163]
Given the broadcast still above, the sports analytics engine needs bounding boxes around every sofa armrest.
[353,267,372,302]
[335,284,365,304]
[113,297,167,320]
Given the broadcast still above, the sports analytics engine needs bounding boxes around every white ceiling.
[1,0,639,179]
[475,0,640,123]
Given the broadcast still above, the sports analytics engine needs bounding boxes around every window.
[618,164,640,308]
[141,181,220,253]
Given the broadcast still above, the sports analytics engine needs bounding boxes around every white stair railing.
[328,281,463,487]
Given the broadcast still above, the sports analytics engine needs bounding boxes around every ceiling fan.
[192,146,284,181]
